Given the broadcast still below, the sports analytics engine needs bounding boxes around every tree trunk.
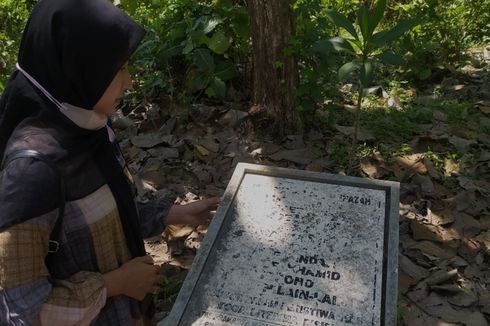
[247,0,301,137]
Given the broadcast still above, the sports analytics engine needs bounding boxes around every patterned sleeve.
[0,158,107,325]
[137,196,173,239]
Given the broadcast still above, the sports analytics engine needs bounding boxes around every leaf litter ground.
[116,60,490,325]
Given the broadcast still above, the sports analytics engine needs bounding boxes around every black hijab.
[0,0,147,260]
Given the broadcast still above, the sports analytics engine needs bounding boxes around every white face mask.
[16,63,115,141]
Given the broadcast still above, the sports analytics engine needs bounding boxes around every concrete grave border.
[163,163,399,326]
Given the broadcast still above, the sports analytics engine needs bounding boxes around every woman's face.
[93,63,132,116]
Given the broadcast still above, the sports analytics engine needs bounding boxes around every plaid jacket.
[0,155,171,325]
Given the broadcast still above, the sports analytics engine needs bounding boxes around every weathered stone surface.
[165,164,399,326]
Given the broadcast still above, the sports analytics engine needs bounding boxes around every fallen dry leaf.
[411,220,460,244]
[475,231,490,254]
[425,268,458,286]
[147,147,179,159]
[452,212,481,237]
[449,136,476,153]
[444,191,476,212]
[412,174,437,197]
[444,158,461,176]
[475,100,490,115]
[195,144,210,156]
[399,254,430,281]
[458,238,481,261]
[164,225,195,241]
[282,134,306,150]
[398,270,414,294]
[168,256,195,269]
[417,292,470,323]
[305,163,323,172]
[360,155,390,179]
[428,208,455,226]
[269,148,317,165]
[430,284,462,294]
[334,124,375,141]
[401,301,457,326]
[458,177,489,194]
[423,157,442,179]
[131,133,177,149]
[408,241,456,260]
[447,290,478,308]
[481,215,490,230]
[406,282,430,303]
[394,154,428,175]
[199,136,220,153]
[250,142,281,156]
[184,231,204,250]
[448,255,469,267]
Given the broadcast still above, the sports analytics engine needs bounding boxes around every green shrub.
[391,0,490,80]
[0,0,34,91]
[129,0,249,103]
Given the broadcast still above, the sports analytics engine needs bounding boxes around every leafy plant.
[0,0,33,91]
[317,0,420,173]
[128,0,249,104]
[391,0,490,80]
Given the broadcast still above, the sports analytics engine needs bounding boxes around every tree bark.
[247,0,302,137]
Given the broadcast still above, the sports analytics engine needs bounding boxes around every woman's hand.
[165,197,222,226]
[103,255,163,301]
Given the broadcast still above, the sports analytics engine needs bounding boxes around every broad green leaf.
[160,44,185,61]
[312,39,334,53]
[203,17,222,34]
[217,0,233,10]
[418,68,432,80]
[346,38,363,52]
[186,71,209,92]
[214,60,236,81]
[328,37,356,54]
[360,61,373,87]
[368,0,387,36]
[232,12,251,38]
[207,30,231,55]
[372,18,421,46]
[118,0,137,14]
[357,6,369,40]
[168,24,186,41]
[205,87,216,98]
[325,9,359,40]
[209,77,226,98]
[312,37,356,55]
[189,29,207,45]
[378,51,406,66]
[338,61,361,81]
[182,41,195,54]
[193,48,215,73]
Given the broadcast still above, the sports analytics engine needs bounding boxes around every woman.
[0,0,219,324]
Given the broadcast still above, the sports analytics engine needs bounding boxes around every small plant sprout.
[316,0,421,174]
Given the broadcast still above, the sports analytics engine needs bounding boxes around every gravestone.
[163,163,399,326]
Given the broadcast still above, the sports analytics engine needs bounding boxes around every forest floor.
[116,52,490,325]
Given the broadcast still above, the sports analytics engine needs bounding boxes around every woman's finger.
[204,197,222,208]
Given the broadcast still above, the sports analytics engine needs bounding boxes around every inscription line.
[205,309,289,326]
